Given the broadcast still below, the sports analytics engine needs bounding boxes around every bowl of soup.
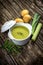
[8,23,32,45]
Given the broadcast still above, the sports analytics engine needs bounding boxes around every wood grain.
[0,0,43,65]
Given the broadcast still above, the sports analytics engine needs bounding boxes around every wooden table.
[0,0,43,65]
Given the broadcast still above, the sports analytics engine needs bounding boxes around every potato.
[21,9,29,17]
[23,15,31,23]
[15,18,24,23]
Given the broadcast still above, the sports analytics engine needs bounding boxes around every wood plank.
[0,0,43,65]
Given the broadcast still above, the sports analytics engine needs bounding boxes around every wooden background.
[0,0,43,65]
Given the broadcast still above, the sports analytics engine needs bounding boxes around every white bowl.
[8,23,32,45]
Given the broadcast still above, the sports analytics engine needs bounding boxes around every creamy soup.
[11,26,29,40]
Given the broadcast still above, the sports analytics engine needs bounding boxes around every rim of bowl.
[8,23,32,41]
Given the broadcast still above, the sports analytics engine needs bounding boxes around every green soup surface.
[11,26,29,39]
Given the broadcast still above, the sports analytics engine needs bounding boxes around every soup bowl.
[8,23,32,45]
